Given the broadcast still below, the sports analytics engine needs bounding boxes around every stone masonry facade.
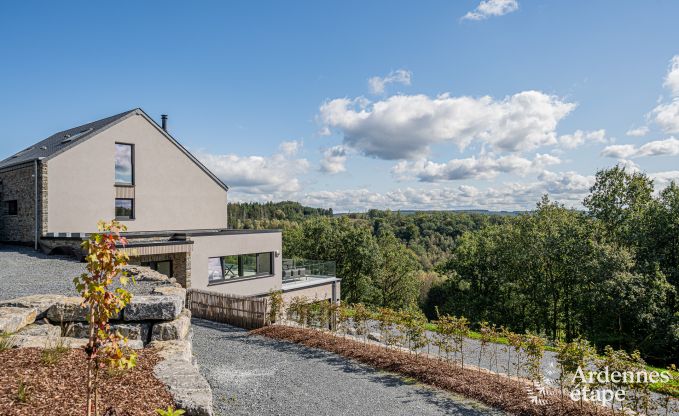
[0,161,45,243]
[130,252,192,288]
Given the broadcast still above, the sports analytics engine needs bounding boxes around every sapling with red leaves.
[73,220,137,416]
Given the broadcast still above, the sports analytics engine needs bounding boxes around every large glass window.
[115,143,133,185]
[208,252,274,282]
[115,198,134,220]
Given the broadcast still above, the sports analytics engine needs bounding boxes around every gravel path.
[0,245,163,300]
[191,318,506,416]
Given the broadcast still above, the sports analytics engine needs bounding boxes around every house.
[0,108,340,303]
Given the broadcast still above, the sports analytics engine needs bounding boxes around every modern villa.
[0,108,340,303]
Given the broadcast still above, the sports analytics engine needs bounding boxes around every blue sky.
[2,0,679,211]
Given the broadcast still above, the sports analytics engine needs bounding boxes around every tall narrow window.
[115,198,134,220]
[115,143,133,185]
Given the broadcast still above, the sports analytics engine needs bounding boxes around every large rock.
[64,322,151,343]
[0,307,37,334]
[149,333,194,363]
[46,297,89,322]
[17,323,61,338]
[123,265,169,282]
[0,294,68,319]
[12,323,62,348]
[123,295,183,321]
[152,285,187,299]
[151,309,191,341]
[154,358,212,416]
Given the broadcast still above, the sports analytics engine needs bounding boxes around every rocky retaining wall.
[0,266,212,416]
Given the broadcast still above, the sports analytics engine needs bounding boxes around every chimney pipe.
[161,114,168,132]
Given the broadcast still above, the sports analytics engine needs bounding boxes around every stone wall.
[0,267,212,415]
[0,161,44,243]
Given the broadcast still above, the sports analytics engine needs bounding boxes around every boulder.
[151,309,191,341]
[0,294,68,319]
[367,332,382,342]
[0,307,37,334]
[61,337,89,349]
[149,334,193,363]
[12,335,55,348]
[123,265,169,282]
[17,322,61,338]
[64,322,151,343]
[154,357,212,416]
[46,297,89,322]
[12,323,62,348]
[123,295,183,321]
[152,285,187,299]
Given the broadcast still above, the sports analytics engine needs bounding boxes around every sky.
[1,0,679,212]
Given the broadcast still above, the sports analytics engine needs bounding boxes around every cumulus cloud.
[298,170,592,212]
[558,129,609,149]
[368,69,412,95]
[651,55,679,133]
[626,126,650,137]
[652,100,679,133]
[279,140,302,156]
[462,0,519,21]
[319,145,349,174]
[601,137,679,159]
[319,90,576,160]
[392,153,560,182]
[664,56,679,97]
[196,147,310,195]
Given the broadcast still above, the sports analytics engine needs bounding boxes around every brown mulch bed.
[252,325,613,416]
[0,348,174,416]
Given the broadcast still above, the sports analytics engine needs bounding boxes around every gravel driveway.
[191,318,506,416]
[0,245,167,300]
[0,245,85,300]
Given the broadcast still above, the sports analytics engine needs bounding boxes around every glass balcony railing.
[282,258,336,283]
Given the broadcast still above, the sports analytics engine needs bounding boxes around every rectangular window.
[115,198,134,220]
[3,200,18,216]
[208,252,274,282]
[115,143,134,185]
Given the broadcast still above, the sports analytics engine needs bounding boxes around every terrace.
[281,258,339,290]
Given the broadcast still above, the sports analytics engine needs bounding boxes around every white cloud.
[392,153,560,182]
[651,55,679,133]
[462,0,519,21]
[652,100,679,134]
[299,170,592,212]
[319,90,576,160]
[664,55,679,97]
[626,126,650,137]
[319,145,349,174]
[368,69,412,95]
[601,137,679,159]
[558,129,609,149]
[279,140,302,156]
[652,170,679,188]
[196,147,310,195]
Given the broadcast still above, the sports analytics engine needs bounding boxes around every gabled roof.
[0,109,136,169]
[0,108,229,192]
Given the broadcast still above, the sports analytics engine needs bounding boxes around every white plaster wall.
[190,232,283,296]
[46,114,228,233]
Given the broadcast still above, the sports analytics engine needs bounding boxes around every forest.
[228,166,679,365]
